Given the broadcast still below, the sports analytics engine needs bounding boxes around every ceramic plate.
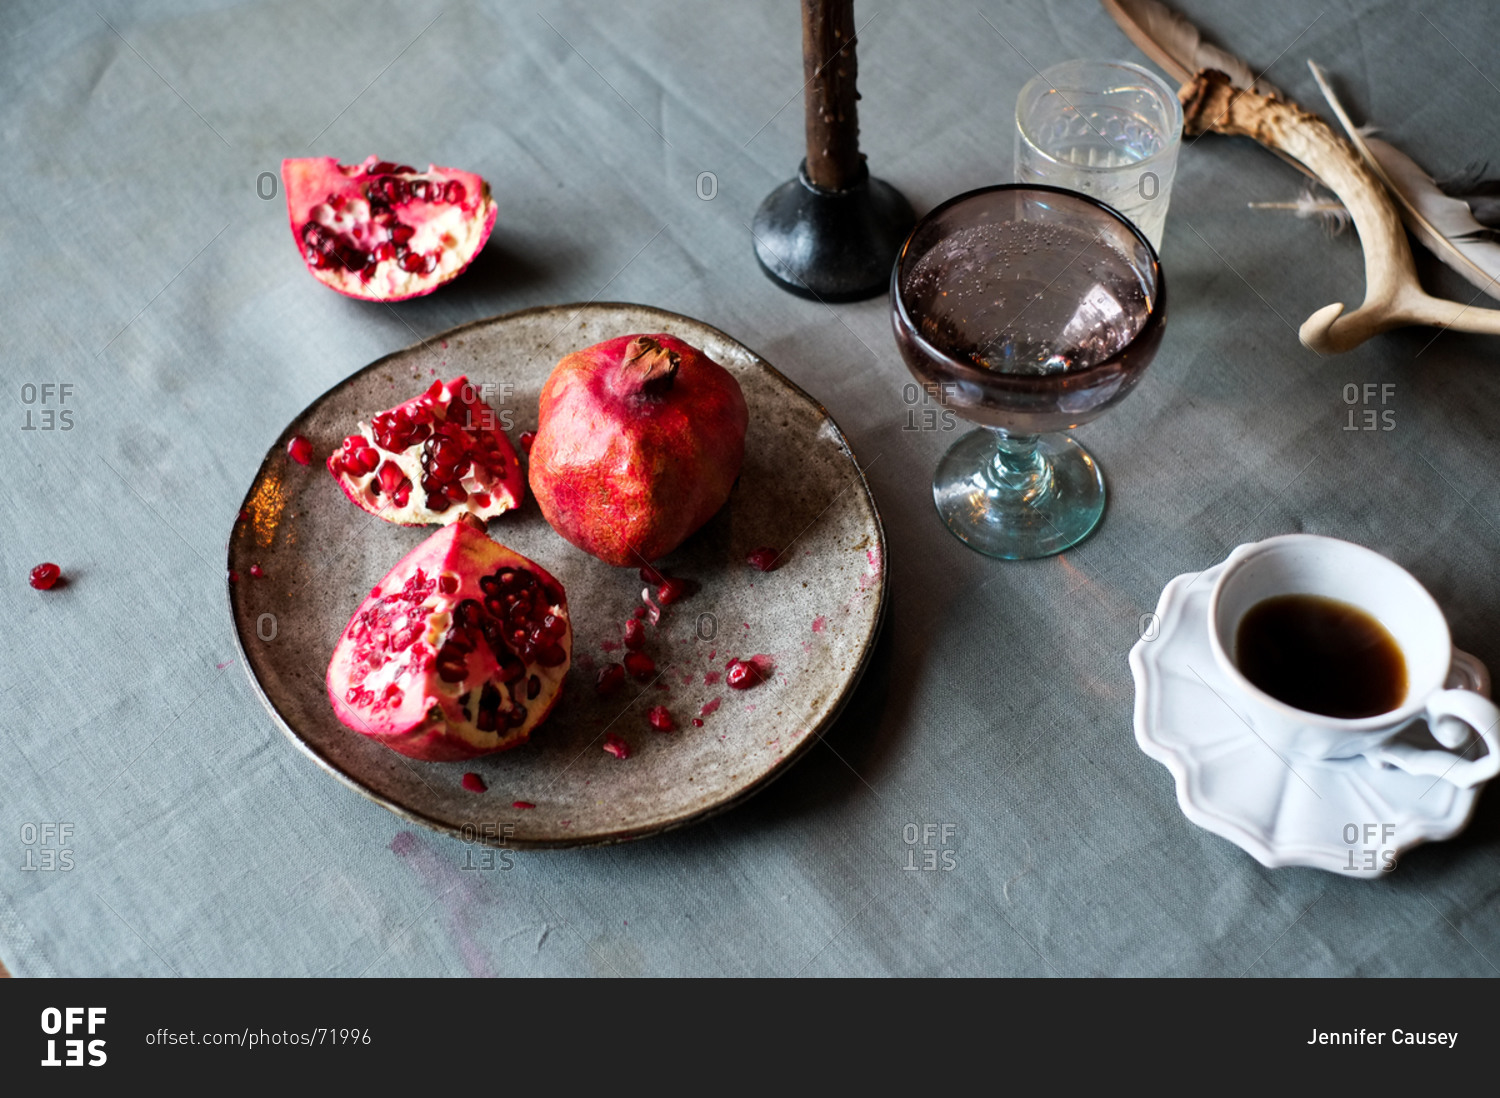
[228,303,886,848]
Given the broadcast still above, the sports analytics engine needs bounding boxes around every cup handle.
[1375,689,1500,789]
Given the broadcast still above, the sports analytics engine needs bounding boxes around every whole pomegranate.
[281,155,496,300]
[329,377,524,526]
[326,515,571,760]
[529,334,748,566]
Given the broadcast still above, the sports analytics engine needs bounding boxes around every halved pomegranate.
[327,516,571,761]
[281,155,497,301]
[329,376,524,526]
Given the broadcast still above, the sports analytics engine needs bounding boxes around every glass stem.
[984,430,1053,503]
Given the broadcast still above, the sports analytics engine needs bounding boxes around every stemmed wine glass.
[890,184,1166,559]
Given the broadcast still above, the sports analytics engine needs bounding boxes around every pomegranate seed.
[623,618,645,651]
[623,651,655,681]
[726,659,764,690]
[638,565,664,586]
[438,573,459,595]
[461,773,487,793]
[400,250,425,273]
[518,431,535,453]
[512,800,535,809]
[692,718,704,727]
[747,547,781,572]
[227,569,239,583]
[249,564,265,579]
[378,460,404,493]
[444,180,466,204]
[603,733,630,759]
[391,223,416,244]
[287,435,314,465]
[29,562,61,590]
[596,663,625,695]
[647,706,674,732]
[658,577,690,605]
[633,606,647,620]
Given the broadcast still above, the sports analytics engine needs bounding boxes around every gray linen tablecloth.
[4,0,1498,977]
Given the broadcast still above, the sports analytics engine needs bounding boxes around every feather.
[1247,187,1351,235]
[1309,60,1500,301]
[1438,165,1500,231]
[1100,0,1281,96]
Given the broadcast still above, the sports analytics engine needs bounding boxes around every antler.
[1180,70,1500,354]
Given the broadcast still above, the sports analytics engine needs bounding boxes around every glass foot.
[932,429,1105,559]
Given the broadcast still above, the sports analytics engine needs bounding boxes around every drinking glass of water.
[890,185,1166,559]
[1015,59,1183,250]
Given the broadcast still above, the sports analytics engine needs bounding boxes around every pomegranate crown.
[620,336,680,397]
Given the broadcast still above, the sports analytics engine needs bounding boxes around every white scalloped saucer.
[1130,563,1490,876]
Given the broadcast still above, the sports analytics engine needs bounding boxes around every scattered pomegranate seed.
[747,547,781,572]
[512,800,536,810]
[603,732,630,759]
[249,564,265,578]
[287,435,314,465]
[519,431,535,453]
[461,772,487,793]
[227,569,240,584]
[726,658,765,690]
[596,663,625,695]
[658,577,690,605]
[632,605,647,620]
[29,563,62,590]
[692,718,704,727]
[238,509,249,523]
[623,618,645,651]
[638,565,664,586]
[623,651,656,681]
[647,705,674,732]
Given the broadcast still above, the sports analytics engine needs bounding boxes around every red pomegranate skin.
[529,334,748,567]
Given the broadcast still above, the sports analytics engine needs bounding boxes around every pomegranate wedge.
[327,517,571,761]
[329,376,524,526]
[282,155,496,301]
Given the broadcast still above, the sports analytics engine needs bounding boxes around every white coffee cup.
[1206,534,1500,789]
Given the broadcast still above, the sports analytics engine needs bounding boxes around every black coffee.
[1234,594,1407,719]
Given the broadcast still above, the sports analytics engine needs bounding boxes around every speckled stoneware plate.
[228,303,886,848]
